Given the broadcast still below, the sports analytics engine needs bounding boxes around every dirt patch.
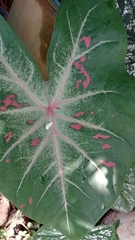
[0,193,40,239]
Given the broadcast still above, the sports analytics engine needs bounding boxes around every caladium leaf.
[113,160,135,212]
[33,226,68,240]
[82,225,119,240]
[116,0,135,77]
[1,0,135,239]
[33,225,118,240]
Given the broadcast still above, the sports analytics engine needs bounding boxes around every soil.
[102,209,135,240]
[0,193,40,239]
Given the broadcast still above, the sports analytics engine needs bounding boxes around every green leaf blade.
[47,0,127,102]
[33,225,118,240]
[113,161,135,212]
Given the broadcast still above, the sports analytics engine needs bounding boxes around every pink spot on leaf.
[28,119,34,124]
[20,162,24,165]
[23,103,27,106]
[100,160,116,167]
[20,204,26,209]
[74,56,91,89]
[111,114,115,117]
[102,144,111,150]
[76,80,82,89]
[4,132,13,143]
[71,124,82,130]
[74,62,80,69]
[93,134,110,139]
[30,138,41,147]
[0,106,6,111]
[79,36,91,49]
[90,111,94,115]
[74,111,84,117]
[0,94,22,111]
[5,159,10,163]
[29,197,33,204]
[80,57,86,62]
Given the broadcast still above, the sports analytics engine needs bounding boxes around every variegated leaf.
[0,0,135,239]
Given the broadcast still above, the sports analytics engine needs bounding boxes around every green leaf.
[113,219,120,229]
[113,160,135,212]
[33,225,118,240]
[82,225,118,240]
[1,0,135,239]
[116,0,135,77]
[33,226,68,239]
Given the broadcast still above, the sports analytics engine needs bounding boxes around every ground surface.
[0,193,40,239]
[102,209,135,240]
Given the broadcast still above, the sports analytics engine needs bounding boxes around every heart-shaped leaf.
[33,225,118,240]
[1,0,135,239]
